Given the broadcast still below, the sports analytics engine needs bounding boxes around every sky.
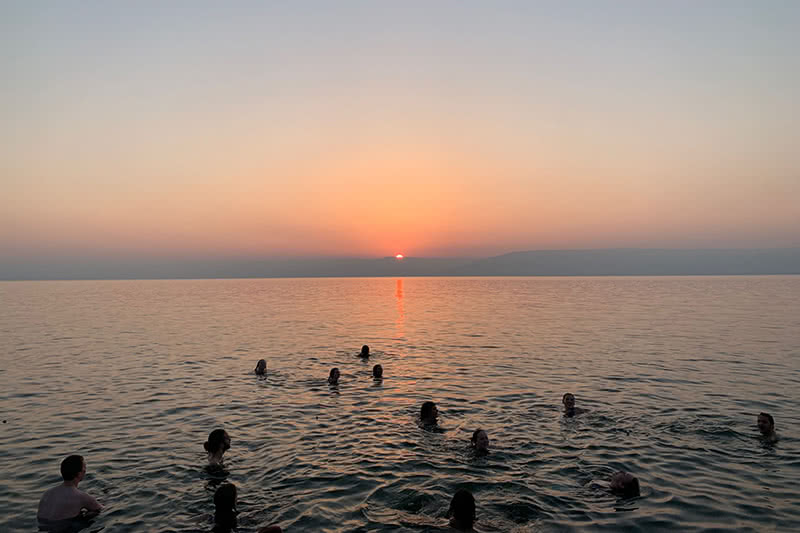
[2,1,799,267]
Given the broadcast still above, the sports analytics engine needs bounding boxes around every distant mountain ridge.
[451,248,800,276]
[1,248,799,280]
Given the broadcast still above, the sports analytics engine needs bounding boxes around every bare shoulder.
[40,485,58,499]
[38,485,58,509]
[40,484,70,502]
[79,488,103,510]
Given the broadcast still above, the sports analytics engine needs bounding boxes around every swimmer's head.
[328,367,340,384]
[360,345,370,357]
[448,489,476,530]
[254,359,267,375]
[610,471,640,498]
[757,412,775,435]
[420,401,438,423]
[60,454,85,482]
[214,482,237,512]
[562,393,576,410]
[471,429,489,453]
[372,364,383,379]
[213,483,238,530]
[204,429,231,455]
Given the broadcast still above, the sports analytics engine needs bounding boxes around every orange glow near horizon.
[395,254,404,260]
[3,138,799,260]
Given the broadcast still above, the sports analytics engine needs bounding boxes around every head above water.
[204,429,231,455]
[372,364,383,379]
[60,454,85,482]
[562,393,576,410]
[328,367,340,384]
[214,482,237,512]
[420,401,438,423]
[360,345,370,357]
[213,483,238,531]
[471,429,489,453]
[448,489,476,530]
[254,359,267,375]
[610,471,640,498]
[757,412,775,435]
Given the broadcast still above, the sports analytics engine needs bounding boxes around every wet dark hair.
[204,429,230,454]
[611,473,641,498]
[213,483,237,532]
[449,489,476,528]
[759,412,775,428]
[372,364,383,378]
[329,367,340,380]
[562,393,574,404]
[254,359,267,375]
[60,455,84,481]
[420,401,437,420]
[622,477,640,498]
[471,429,485,446]
[360,345,370,356]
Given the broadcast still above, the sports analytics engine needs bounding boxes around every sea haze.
[1,248,799,280]
[1,276,798,532]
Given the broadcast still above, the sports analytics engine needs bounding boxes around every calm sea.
[1,276,799,532]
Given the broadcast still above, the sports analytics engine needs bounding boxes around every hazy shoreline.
[2,248,799,281]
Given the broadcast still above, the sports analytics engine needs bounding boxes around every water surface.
[1,276,798,532]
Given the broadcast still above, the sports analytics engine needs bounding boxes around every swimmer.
[448,489,476,532]
[562,393,586,417]
[609,471,640,498]
[757,412,778,443]
[37,455,103,529]
[204,429,231,466]
[359,344,370,358]
[420,401,439,425]
[372,364,383,380]
[212,483,237,532]
[254,359,267,376]
[328,367,340,385]
[212,483,282,533]
[471,429,489,455]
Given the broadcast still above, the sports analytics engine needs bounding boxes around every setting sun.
[395,254,404,260]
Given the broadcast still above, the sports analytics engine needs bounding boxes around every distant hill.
[1,248,799,280]
[450,248,800,276]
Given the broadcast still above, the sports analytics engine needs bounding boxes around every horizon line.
[2,247,800,282]
[3,273,800,283]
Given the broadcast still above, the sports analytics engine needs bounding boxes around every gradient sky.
[2,1,799,262]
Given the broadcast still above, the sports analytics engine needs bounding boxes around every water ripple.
[1,276,799,531]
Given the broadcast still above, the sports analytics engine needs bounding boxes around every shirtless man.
[37,455,103,529]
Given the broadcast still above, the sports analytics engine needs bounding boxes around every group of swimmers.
[321,345,382,386]
[38,345,781,532]
[200,425,479,532]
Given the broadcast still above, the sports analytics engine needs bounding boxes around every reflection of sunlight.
[395,278,404,341]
